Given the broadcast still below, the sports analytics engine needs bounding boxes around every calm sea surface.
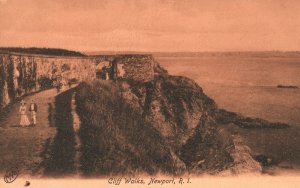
[157,56,300,126]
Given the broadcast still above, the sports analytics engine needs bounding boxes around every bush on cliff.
[38,76,54,90]
[75,80,186,176]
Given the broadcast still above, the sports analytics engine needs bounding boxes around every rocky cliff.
[0,52,96,110]
[75,59,288,176]
[0,51,155,111]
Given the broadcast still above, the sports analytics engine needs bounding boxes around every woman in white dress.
[19,100,30,127]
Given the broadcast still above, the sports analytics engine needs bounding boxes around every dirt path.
[0,87,81,177]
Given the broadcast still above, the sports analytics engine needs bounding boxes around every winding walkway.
[0,87,81,177]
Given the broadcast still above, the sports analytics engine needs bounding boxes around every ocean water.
[157,56,300,126]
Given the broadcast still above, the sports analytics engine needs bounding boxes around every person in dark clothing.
[29,99,38,126]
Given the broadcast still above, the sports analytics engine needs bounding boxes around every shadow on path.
[40,88,77,176]
[47,102,55,127]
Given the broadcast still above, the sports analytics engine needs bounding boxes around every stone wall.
[94,54,155,82]
[113,55,154,82]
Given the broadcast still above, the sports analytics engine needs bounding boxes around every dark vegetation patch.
[214,109,289,129]
[0,47,86,57]
[38,76,54,90]
[254,155,276,167]
[75,81,185,176]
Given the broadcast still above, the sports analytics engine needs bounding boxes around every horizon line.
[2,46,300,54]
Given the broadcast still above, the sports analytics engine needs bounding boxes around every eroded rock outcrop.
[119,65,236,175]
[75,60,271,176]
[117,62,288,175]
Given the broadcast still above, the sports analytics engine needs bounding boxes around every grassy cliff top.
[0,47,87,57]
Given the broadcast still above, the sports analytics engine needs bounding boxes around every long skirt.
[20,114,30,126]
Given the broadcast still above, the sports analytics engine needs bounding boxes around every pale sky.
[0,0,300,52]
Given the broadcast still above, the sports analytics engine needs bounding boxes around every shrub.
[38,76,53,90]
[75,81,182,176]
[61,63,71,72]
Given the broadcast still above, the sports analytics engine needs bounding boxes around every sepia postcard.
[0,0,299,187]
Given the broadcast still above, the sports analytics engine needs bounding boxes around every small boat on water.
[277,85,298,89]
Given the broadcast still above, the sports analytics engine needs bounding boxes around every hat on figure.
[20,100,26,105]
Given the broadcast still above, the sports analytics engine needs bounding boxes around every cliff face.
[0,52,96,110]
[0,52,155,110]
[120,64,263,174]
[75,61,265,175]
